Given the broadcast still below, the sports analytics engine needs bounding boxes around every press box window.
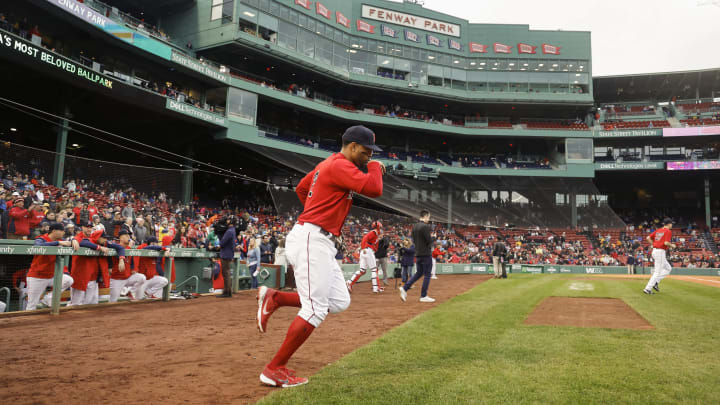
[211,0,234,24]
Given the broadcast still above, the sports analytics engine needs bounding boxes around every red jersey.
[110,242,132,280]
[650,228,672,249]
[432,248,443,259]
[361,230,379,251]
[87,206,98,219]
[296,154,383,236]
[27,235,59,279]
[8,206,31,236]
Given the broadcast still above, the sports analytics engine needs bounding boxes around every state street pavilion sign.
[361,5,460,37]
[594,129,663,138]
[171,50,230,84]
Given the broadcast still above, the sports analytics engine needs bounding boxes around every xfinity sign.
[361,5,460,37]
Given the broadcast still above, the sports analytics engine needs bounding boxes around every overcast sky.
[405,0,720,76]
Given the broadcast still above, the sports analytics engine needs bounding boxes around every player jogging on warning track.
[643,218,676,295]
[255,125,384,388]
[347,221,384,293]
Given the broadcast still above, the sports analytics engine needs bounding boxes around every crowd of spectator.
[2,158,719,270]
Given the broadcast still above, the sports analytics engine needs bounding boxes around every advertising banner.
[0,30,114,90]
[663,126,720,137]
[667,161,720,171]
[595,162,665,170]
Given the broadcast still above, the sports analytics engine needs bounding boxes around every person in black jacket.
[398,210,436,303]
[375,236,390,286]
[492,238,507,279]
[398,239,415,283]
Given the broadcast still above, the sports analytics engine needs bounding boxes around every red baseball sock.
[274,291,301,307]
[267,316,315,369]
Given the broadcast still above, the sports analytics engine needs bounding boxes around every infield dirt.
[0,274,491,405]
[524,296,654,330]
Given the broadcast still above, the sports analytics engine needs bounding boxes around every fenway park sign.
[361,5,460,37]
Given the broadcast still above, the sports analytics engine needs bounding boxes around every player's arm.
[33,238,59,247]
[332,160,383,198]
[295,170,314,205]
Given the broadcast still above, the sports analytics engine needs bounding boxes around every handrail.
[174,276,199,293]
[0,287,10,312]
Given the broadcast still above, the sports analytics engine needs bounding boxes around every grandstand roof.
[593,68,720,103]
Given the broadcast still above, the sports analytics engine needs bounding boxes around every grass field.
[259,274,720,404]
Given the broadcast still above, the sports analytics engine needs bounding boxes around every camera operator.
[217,216,237,298]
[492,237,508,279]
[375,236,390,286]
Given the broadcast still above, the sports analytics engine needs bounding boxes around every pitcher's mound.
[524,297,653,330]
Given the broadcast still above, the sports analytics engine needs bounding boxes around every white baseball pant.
[143,275,168,299]
[431,258,437,278]
[0,301,6,312]
[645,248,672,291]
[70,281,99,305]
[286,223,350,328]
[26,275,74,310]
[109,273,147,302]
[358,247,381,292]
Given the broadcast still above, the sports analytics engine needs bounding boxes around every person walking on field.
[643,218,676,295]
[255,125,384,388]
[492,237,507,279]
[398,210,436,303]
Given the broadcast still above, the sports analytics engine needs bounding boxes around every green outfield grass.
[258,275,720,404]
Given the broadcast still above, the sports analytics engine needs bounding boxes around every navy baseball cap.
[49,223,64,232]
[342,125,382,152]
[662,218,674,225]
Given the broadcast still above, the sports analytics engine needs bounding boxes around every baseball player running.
[26,223,74,310]
[643,218,676,295]
[347,221,383,293]
[256,125,384,388]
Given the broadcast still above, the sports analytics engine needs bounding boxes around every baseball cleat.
[419,296,436,303]
[260,366,308,388]
[40,294,52,307]
[643,289,654,295]
[652,282,660,292]
[257,286,278,333]
[398,286,407,302]
[431,276,438,279]
[346,280,353,293]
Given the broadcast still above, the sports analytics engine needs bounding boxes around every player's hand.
[72,239,80,251]
[118,260,125,272]
[372,160,386,175]
[100,246,110,255]
[670,243,676,249]
[58,241,71,247]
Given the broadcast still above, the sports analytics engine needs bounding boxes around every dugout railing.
[0,241,290,315]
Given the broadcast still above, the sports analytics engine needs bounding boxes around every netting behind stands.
[0,141,188,201]
[252,143,625,229]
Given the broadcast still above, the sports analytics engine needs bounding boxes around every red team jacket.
[71,231,111,291]
[27,234,61,279]
[110,242,133,280]
[8,206,32,236]
[361,230,379,251]
[296,153,383,236]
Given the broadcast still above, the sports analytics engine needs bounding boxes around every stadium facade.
[1,0,719,228]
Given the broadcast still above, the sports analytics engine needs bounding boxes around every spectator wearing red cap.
[8,198,35,239]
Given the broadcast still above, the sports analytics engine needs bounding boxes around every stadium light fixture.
[523,63,528,66]
[492,67,497,70]
[72,143,79,147]
[480,62,486,65]
[538,63,544,67]
[576,73,581,76]
[568,64,573,67]
[509,63,515,66]
[453,60,460,64]
[494,62,498,65]
[243,11,255,17]
[520,68,526,71]
[552,64,558,67]
[10,128,16,132]
[428,55,435,59]
[351,44,359,48]
[470,62,476,65]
